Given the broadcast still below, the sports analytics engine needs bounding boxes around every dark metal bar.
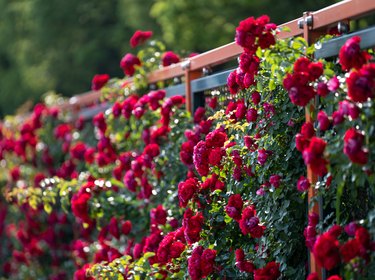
[191,69,233,93]
[78,102,112,121]
[315,26,375,58]
[164,84,185,97]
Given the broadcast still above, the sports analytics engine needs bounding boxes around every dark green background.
[0,0,336,116]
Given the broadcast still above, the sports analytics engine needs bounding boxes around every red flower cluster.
[339,36,371,71]
[183,208,204,244]
[302,136,328,176]
[304,213,319,250]
[91,74,110,91]
[235,248,255,273]
[235,15,276,53]
[225,194,243,221]
[296,122,328,176]
[317,110,331,131]
[347,63,375,102]
[161,51,180,67]
[130,30,153,48]
[193,141,210,176]
[313,225,341,270]
[313,223,374,271]
[150,205,167,225]
[340,225,373,263]
[283,57,323,106]
[71,187,92,225]
[253,261,280,280]
[239,205,265,238]
[157,231,185,264]
[228,16,276,95]
[120,53,141,76]
[296,175,310,192]
[188,246,216,280]
[343,128,368,165]
[178,178,200,208]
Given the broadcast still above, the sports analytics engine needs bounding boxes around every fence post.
[302,11,324,280]
[184,66,202,113]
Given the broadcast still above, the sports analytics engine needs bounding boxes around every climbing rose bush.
[1,16,374,280]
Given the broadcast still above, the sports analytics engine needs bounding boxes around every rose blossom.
[129,30,153,48]
[339,36,371,71]
[178,178,200,208]
[161,51,180,67]
[91,74,110,91]
[120,53,141,76]
[225,194,243,221]
[343,128,368,165]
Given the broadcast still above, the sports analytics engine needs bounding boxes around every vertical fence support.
[302,11,324,280]
[184,67,202,114]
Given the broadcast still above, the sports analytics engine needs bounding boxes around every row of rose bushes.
[0,15,374,280]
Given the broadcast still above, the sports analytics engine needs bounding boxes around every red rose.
[307,273,319,280]
[91,74,109,91]
[200,249,216,277]
[188,246,203,280]
[193,141,209,176]
[71,191,92,224]
[10,167,20,181]
[269,174,281,188]
[239,52,260,74]
[120,53,141,76]
[308,62,324,80]
[317,111,331,131]
[313,232,340,270]
[252,91,261,105]
[246,108,258,122]
[327,276,342,280]
[161,51,180,67]
[355,226,370,249]
[150,205,167,225]
[302,137,328,176]
[170,241,185,259]
[183,209,204,244]
[194,107,206,123]
[227,70,240,94]
[340,239,360,262]
[301,122,315,138]
[73,264,94,280]
[208,147,224,166]
[254,261,280,280]
[343,128,368,165]
[178,178,200,208]
[143,143,160,158]
[225,194,244,221]
[70,141,86,160]
[130,30,153,48]
[121,220,132,235]
[93,112,107,133]
[317,82,329,97]
[235,248,255,273]
[339,36,371,71]
[108,217,120,239]
[236,102,247,119]
[297,176,310,192]
[205,129,227,148]
[294,57,310,73]
[347,63,375,102]
[180,141,195,166]
[257,149,269,166]
[244,136,258,151]
[239,205,264,238]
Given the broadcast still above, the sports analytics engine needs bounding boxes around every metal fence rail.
[61,1,375,279]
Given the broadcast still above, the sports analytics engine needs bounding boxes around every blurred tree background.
[0,0,336,117]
